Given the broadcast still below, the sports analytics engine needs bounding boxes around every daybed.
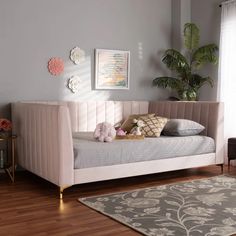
[12,101,224,198]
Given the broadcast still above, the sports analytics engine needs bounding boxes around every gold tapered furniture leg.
[60,187,64,199]
[59,186,71,199]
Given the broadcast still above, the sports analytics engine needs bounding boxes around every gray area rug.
[79,175,236,236]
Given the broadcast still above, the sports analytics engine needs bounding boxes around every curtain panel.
[218,0,236,165]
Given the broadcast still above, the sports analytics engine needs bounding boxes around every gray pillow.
[163,119,205,136]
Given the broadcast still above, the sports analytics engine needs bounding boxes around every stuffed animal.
[94,122,116,142]
[116,128,127,136]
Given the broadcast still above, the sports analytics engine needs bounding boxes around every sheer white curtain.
[218,0,236,165]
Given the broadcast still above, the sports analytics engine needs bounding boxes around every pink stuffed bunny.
[94,122,116,142]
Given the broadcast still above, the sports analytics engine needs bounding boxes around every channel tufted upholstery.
[149,101,224,163]
[12,101,224,189]
[66,101,149,132]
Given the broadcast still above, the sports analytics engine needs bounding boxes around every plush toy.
[116,128,127,136]
[94,122,116,142]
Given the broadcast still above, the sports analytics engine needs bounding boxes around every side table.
[0,134,17,182]
[228,137,236,169]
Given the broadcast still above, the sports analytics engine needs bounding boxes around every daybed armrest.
[12,102,74,187]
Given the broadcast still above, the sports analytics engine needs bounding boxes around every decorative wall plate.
[67,75,81,93]
[70,47,85,64]
[48,57,64,76]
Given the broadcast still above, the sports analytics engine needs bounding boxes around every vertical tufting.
[12,103,74,187]
[78,102,88,131]
[66,101,149,132]
[87,101,97,131]
[66,102,77,132]
[105,101,115,124]
[114,101,123,125]
[11,101,224,188]
[148,101,224,164]
[140,101,149,114]
[148,101,223,139]
[96,101,106,126]
[185,103,194,120]
[123,101,132,119]
[131,101,140,114]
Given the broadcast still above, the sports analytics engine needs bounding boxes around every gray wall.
[172,0,191,51]
[171,0,221,101]
[191,0,222,101]
[0,0,172,117]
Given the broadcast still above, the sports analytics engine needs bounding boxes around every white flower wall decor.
[67,75,81,93]
[70,47,85,64]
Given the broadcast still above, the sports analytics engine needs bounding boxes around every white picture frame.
[95,49,130,90]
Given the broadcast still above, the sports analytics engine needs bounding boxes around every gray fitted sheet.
[73,132,215,169]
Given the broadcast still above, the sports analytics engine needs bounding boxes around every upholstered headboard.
[65,101,149,132]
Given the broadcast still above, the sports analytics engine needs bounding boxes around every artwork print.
[95,49,130,90]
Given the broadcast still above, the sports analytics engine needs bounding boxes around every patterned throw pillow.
[140,116,168,137]
[120,113,155,133]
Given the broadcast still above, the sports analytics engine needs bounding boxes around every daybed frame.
[12,101,224,198]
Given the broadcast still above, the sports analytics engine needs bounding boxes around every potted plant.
[153,23,218,101]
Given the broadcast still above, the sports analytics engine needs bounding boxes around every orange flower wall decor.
[48,57,64,76]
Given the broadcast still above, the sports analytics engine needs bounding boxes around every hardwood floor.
[0,165,236,236]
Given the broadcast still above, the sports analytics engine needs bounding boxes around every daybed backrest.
[65,101,149,132]
[149,101,224,164]
[149,101,223,138]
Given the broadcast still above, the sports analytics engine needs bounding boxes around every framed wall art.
[95,49,130,90]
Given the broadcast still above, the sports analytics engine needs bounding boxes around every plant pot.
[179,90,198,101]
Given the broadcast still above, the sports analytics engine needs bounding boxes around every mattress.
[73,132,215,169]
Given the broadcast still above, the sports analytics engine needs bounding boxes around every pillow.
[162,119,205,136]
[120,113,155,133]
[140,116,168,137]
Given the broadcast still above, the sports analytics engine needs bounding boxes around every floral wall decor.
[70,47,85,64]
[67,75,81,93]
[48,57,64,76]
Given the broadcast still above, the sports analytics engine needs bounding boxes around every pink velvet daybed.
[12,101,224,198]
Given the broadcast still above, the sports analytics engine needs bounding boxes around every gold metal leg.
[60,187,64,200]
[59,186,71,199]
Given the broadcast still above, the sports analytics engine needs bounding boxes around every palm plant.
[153,23,218,101]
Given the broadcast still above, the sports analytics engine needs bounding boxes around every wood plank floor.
[0,165,236,236]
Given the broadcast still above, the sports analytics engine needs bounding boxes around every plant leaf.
[184,23,200,50]
[162,49,191,77]
[153,77,183,90]
[192,44,218,68]
[190,74,213,89]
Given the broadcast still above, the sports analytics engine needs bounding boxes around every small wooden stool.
[228,138,236,169]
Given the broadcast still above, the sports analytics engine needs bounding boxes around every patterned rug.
[79,175,236,236]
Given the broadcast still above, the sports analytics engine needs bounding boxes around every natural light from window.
[218,0,236,164]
